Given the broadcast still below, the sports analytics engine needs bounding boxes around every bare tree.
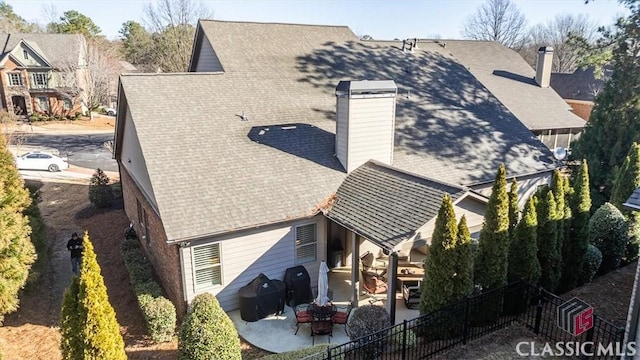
[143,0,213,72]
[524,14,598,73]
[461,0,528,49]
[59,39,120,120]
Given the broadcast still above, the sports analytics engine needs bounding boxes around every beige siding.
[346,97,395,172]
[181,215,327,311]
[195,34,224,72]
[335,96,349,169]
[120,107,157,208]
[13,45,46,67]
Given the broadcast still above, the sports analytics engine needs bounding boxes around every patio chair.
[293,303,312,335]
[361,270,388,304]
[360,251,387,278]
[331,303,353,334]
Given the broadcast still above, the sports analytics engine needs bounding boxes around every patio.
[228,267,420,354]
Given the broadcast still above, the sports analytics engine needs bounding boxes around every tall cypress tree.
[60,276,82,360]
[550,170,565,260]
[421,194,460,314]
[568,160,592,287]
[537,191,561,292]
[508,179,520,241]
[453,215,474,298]
[508,197,540,284]
[0,133,34,322]
[610,142,640,264]
[76,232,126,359]
[474,164,510,291]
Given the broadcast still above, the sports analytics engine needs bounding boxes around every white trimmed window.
[295,223,317,264]
[8,72,22,86]
[192,243,222,290]
[32,73,47,87]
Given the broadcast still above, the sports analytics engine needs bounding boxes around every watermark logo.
[557,297,593,336]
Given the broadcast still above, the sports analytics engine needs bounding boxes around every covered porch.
[228,267,420,353]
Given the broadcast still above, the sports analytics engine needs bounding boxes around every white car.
[15,152,69,172]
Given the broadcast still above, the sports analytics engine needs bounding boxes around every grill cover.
[238,273,285,322]
[284,265,313,307]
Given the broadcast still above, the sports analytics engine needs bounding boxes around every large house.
[0,33,88,117]
[114,20,581,315]
[550,65,612,121]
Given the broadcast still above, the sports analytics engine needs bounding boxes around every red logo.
[557,298,594,336]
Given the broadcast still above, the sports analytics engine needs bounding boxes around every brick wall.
[567,100,593,121]
[120,166,187,316]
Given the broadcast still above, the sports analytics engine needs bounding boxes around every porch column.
[351,231,359,307]
[386,251,398,325]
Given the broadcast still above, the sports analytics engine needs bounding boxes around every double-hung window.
[295,223,317,264]
[8,72,22,86]
[32,73,47,87]
[192,243,222,290]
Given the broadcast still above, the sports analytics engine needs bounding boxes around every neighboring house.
[0,33,88,117]
[443,45,586,152]
[115,20,573,315]
[550,66,611,121]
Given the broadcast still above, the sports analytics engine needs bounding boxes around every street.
[14,132,117,172]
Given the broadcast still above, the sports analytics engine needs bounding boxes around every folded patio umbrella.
[315,260,330,306]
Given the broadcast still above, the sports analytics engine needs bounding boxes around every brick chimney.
[535,46,554,88]
[335,80,397,173]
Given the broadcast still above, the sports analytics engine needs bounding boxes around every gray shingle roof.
[444,40,586,131]
[326,161,466,249]
[119,20,560,241]
[550,66,610,102]
[0,33,84,67]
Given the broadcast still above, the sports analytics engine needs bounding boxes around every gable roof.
[326,161,468,250]
[550,66,611,102]
[443,41,586,131]
[0,33,84,67]
[118,20,559,242]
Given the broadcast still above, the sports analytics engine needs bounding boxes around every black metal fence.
[308,281,625,360]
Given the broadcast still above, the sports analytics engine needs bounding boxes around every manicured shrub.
[89,168,115,208]
[120,237,175,342]
[581,244,603,284]
[60,276,82,359]
[389,329,417,352]
[611,143,640,265]
[589,203,628,273]
[508,179,519,240]
[178,293,241,360]
[347,305,390,341]
[260,345,330,360]
[138,295,176,343]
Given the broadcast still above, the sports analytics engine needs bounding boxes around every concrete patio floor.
[228,267,420,354]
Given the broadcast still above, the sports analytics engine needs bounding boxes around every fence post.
[583,320,595,359]
[534,287,543,335]
[326,344,331,360]
[463,296,470,344]
[401,320,407,360]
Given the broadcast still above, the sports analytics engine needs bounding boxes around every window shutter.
[192,244,221,289]
[296,224,317,263]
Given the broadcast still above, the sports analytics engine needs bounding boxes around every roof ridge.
[198,18,352,30]
[120,71,225,77]
[365,160,467,191]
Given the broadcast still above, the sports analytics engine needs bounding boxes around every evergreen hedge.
[121,236,176,343]
[566,160,591,289]
[537,191,561,292]
[508,197,540,284]
[581,244,603,284]
[178,293,241,360]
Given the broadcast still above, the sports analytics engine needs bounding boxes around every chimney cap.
[336,80,398,96]
[538,46,554,53]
